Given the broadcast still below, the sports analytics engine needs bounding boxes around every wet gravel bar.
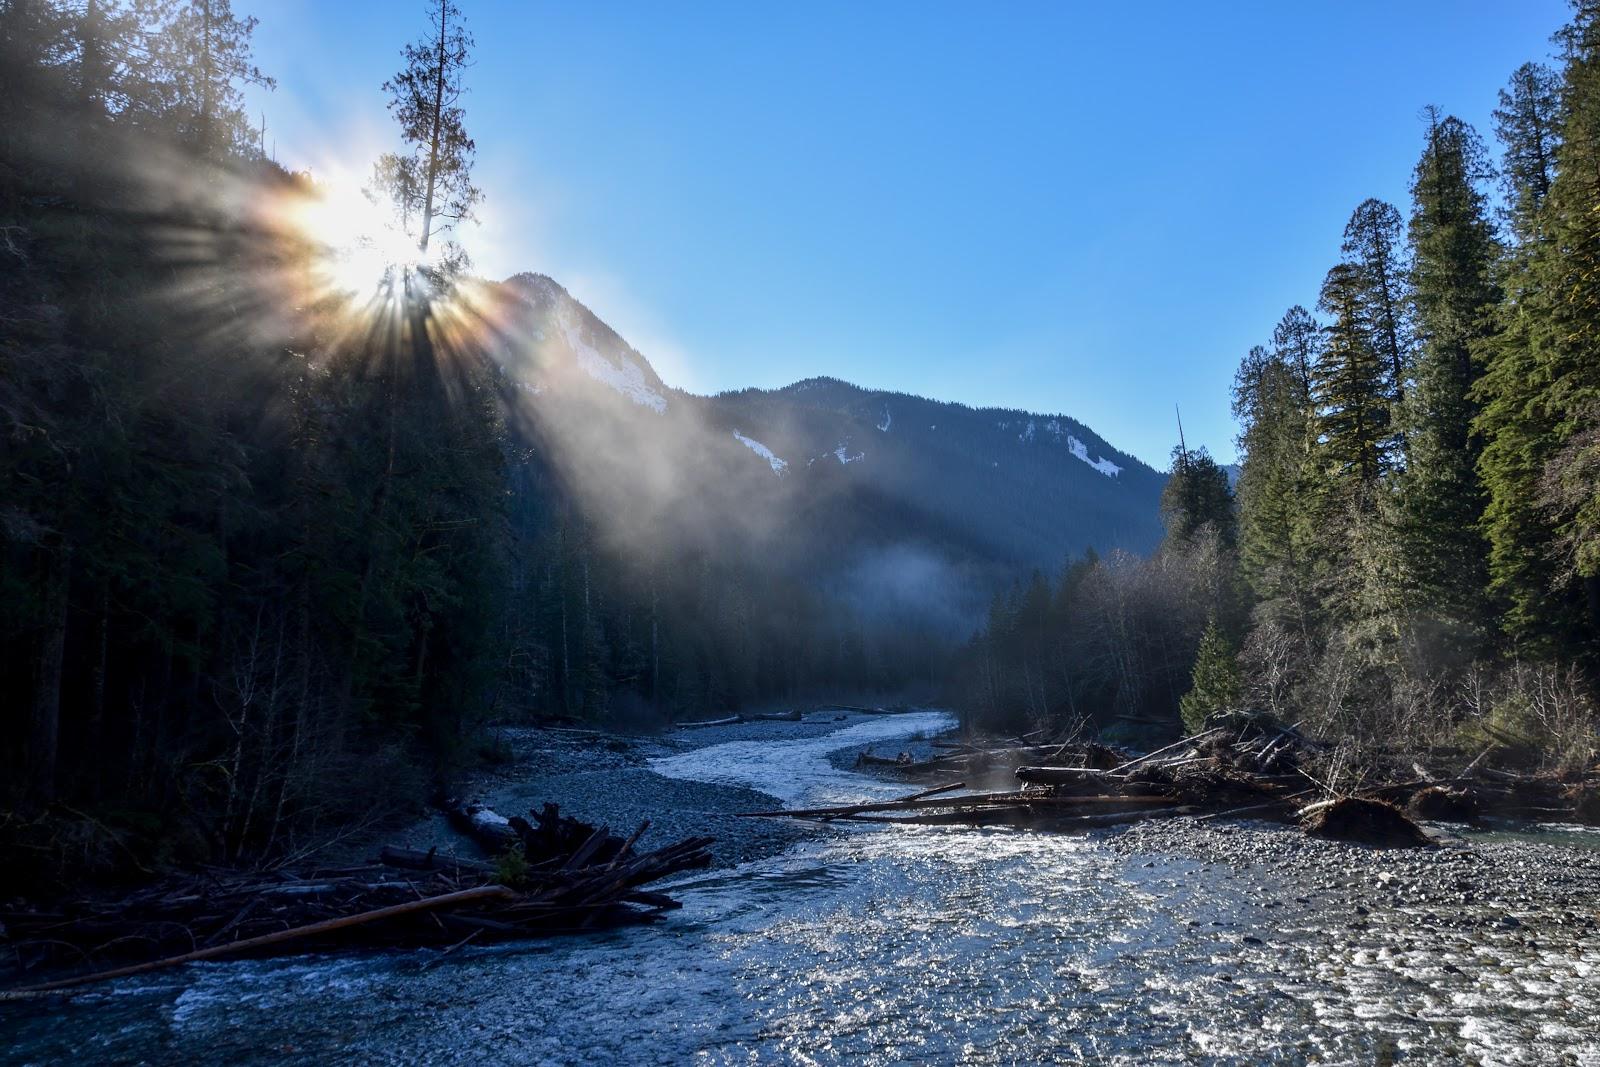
[7,711,1600,1065]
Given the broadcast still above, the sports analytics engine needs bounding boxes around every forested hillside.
[0,0,1160,879]
[961,4,1600,763]
[708,377,1163,565]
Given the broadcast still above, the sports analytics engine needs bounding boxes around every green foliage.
[1475,3,1600,654]
[1399,111,1498,628]
[1315,263,1392,496]
[1493,62,1561,239]
[1232,317,1318,632]
[1160,444,1235,548]
[493,844,530,889]
[1340,198,1411,428]
[1221,3,1600,761]
[1180,619,1242,734]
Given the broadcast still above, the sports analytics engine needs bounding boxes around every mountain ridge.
[488,271,1168,579]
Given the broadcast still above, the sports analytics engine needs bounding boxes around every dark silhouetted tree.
[380,0,480,259]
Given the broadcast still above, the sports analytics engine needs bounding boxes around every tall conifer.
[1477,5,1600,652]
[1401,112,1499,625]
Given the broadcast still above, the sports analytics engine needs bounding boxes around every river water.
[5,712,1598,1065]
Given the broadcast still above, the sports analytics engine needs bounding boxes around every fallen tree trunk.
[817,781,968,821]
[445,800,518,850]
[11,885,517,994]
[674,715,743,729]
[1014,766,1115,786]
[378,845,494,875]
[4,805,716,993]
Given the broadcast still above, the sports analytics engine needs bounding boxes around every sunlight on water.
[5,713,1598,1066]
[648,711,957,805]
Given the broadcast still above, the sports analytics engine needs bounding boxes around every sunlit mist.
[264,176,423,303]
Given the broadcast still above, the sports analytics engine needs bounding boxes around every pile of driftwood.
[856,728,1129,781]
[2,803,711,995]
[676,704,914,729]
[765,714,1600,846]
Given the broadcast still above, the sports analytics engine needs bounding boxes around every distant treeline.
[961,3,1600,766]
[0,1,935,881]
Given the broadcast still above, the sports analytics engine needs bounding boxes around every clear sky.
[244,1,1571,470]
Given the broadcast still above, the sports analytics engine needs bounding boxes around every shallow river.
[5,712,1598,1065]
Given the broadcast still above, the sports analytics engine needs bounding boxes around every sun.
[267,172,423,302]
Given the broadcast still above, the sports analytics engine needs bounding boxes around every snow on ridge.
[1067,435,1122,478]
[561,317,667,414]
[733,430,788,475]
[1003,413,1123,478]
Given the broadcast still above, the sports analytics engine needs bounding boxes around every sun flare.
[269,175,423,302]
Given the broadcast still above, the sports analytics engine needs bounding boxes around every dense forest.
[0,0,936,881]
[962,4,1600,767]
[6,0,1599,887]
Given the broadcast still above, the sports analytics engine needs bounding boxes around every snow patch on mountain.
[1067,435,1121,478]
[733,430,788,475]
[834,444,864,465]
[561,318,667,414]
[995,416,1122,478]
[877,406,892,432]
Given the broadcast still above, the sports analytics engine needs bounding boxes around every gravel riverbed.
[9,712,1600,1064]
[372,712,906,870]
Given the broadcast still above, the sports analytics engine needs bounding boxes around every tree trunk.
[199,0,215,152]
[418,0,449,254]
[79,0,104,115]
[30,545,71,802]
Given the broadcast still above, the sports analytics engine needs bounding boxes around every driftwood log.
[3,803,714,994]
[815,713,1600,842]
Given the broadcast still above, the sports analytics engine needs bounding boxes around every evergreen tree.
[157,0,274,156]
[1179,618,1242,733]
[1160,444,1236,548]
[1535,4,1600,646]
[1314,263,1391,496]
[1476,4,1600,653]
[1271,304,1320,406]
[1494,61,1562,240]
[1340,198,1412,429]
[1401,112,1499,625]
[380,0,480,259]
[1232,330,1317,633]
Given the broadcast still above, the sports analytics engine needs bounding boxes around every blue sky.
[245,1,1570,469]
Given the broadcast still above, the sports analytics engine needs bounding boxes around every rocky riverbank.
[8,710,1600,1064]
[365,710,926,872]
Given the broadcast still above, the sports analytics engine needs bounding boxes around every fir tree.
[1341,198,1412,428]
[1314,263,1391,496]
[1476,4,1600,652]
[1494,61,1561,240]
[1401,111,1499,626]
[1534,3,1600,646]
[1180,618,1242,734]
[1232,331,1317,634]
[380,0,480,260]
[158,0,275,156]
[1271,304,1320,407]
[1160,443,1236,548]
